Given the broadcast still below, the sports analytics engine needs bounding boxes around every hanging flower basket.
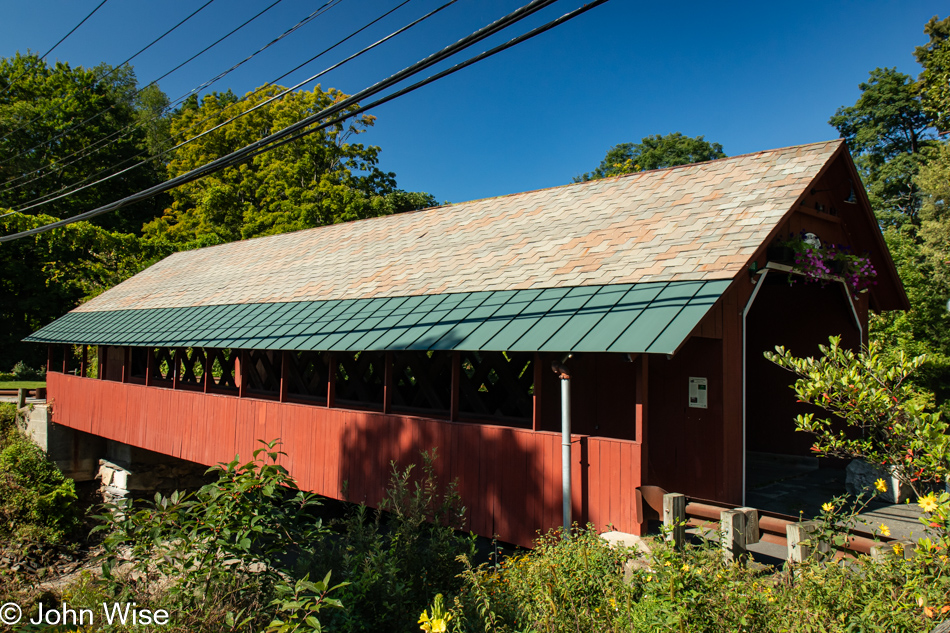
[768,231,878,296]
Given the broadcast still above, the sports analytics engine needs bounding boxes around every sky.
[1,0,946,205]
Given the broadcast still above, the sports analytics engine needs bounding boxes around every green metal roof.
[25,279,731,355]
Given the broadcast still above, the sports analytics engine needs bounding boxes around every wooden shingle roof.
[75,140,843,313]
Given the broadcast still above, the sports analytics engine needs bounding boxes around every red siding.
[47,372,644,547]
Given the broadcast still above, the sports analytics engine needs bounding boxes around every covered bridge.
[28,139,907,546]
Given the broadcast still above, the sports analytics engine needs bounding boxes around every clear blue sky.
[1,0,946,205]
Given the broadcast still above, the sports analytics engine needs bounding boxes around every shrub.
[93,440,339,632]
[449,525,950,632]
[10,361,45,381]
[0,415,80,545]
[313,448,476,633]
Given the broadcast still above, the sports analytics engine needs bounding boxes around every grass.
[0,381,46,389]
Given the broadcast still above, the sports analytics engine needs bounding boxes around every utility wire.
[0,0,109,98]
[0,0,342,191]
[1,0,607,241]
[7,0,437,214]
[0,0,217,147]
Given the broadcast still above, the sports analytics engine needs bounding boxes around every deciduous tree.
[144,85,435,247]
[574,132,725,182]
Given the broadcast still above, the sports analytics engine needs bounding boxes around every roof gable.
[75,140,844,313]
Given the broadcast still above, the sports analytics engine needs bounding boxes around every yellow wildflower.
[681,564,690,572]
[419,594,452,633]
[664,560,672,567]
[893,543,904,557]
[874,478,888,493]
[821,502,834,513]
[878,523,890,537]
[919,493,940,514]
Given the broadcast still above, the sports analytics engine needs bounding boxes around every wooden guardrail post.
[870,539,916,561]
[787,521,830,562]
[721,510,747,563]
[17,388,26,408]
[663,493,686,550]
[722,507,760,564]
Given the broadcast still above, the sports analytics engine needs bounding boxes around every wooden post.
[532,352,542,431]
[172,348,182,390]
[663,492,686,550]
[450,351,460,421]
[80,345,87,379]
[17,389,26,408]
[326,352,335,408]
[203,349,213,393]
[237,350,247,398]
[721,510,748,563]
[99,346,106,380]
[122,346,130,383]
[787,521,829,563]
[383,351,393,414]
[46,345,53,374]
[279,350,290,402]
[871,540,916,561]
[145,348,156,387]
[62,344,69,374]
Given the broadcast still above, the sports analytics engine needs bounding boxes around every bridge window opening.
[206,348,237,391]
[285,350,329,402]
[245,349,281,396]
[335,351,385,410]
[392,350,452,417]
[459,351,533,426]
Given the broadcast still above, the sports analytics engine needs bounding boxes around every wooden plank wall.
[47,372,643,547]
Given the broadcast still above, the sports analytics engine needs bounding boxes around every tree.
[829,67,939,228]
[0,211,162,369]
[0,54,168,234]
[916,15,950,133]
[144,85,436,247]
[574,132,725,182]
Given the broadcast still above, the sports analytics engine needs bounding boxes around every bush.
[10,361,45,381]
[313,448,476,633]
[93,440,337,632]
[449,525,950,632]
[0,409,80,545]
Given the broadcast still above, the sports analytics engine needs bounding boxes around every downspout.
[552,354,573,536]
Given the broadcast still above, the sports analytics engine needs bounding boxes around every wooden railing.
[638,485,914,563]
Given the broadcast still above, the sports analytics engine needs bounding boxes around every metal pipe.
[552,355,573,537]
[561,376,571,535]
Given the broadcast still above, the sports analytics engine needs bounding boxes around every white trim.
[741,269,770,507]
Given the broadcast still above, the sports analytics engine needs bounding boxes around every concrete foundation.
[22,404,105,481]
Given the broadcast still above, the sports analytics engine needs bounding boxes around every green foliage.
[915,16,950,133]
[266,572,348,633]
[575,132,725,182]
[765,336,949,496]
[0,210,165,369]
[0,411,81,545]
[143,85,436,247]
[0,54,168,233]
[94,440,331,632]
[450,525,950,632]
[829,66,939,228]
[315,449,475,633]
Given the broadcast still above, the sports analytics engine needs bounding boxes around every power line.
[0,0,109,98]
[6,0,436,214]
[0,0,344,195]
[0,0,218,147]
[0,0,290,192]
[0,0,338,195]
[1,0,608,242]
